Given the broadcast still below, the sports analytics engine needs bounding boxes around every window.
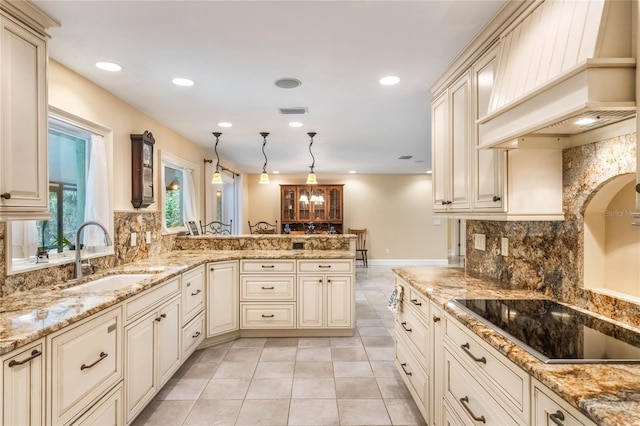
[9,109,113,273]
[161,151,199,234]
[164,165,184,228]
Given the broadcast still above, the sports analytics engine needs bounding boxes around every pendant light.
[166,177,180,190]
[211,132,223,184]
[259,132,270,184]
[306,132,318,184]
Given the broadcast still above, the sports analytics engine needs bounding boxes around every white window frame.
[160,150,200,235]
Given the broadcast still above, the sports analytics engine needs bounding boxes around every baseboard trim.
[362,259,449,266]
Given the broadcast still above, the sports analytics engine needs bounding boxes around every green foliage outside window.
[165,189,183,228]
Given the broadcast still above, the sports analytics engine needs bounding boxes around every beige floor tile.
[294,361,334,378]
[361,336,395,347]
[291,377,336,398]
[365,347,395,361]
[337,398,392,425]
[231,337,266,348]
[288,399,339,425]
[173,361,219,380]
[370,361,401,378]
[377,377,412,398]
[260,346,297,362]
[335,377,382,398]
[254,361,295,378]
[356,318,385,327]
[246,377,293,399]
[131,400,194,425]
[200,378,251,400]
[183,399,243,425]
[333,361,374,378]
[155,378,208,401]
[358,326,392,336]
[197,346,228,363]
[384,398,427,425]
[297,337,330,348]
[330,336,363,347]
[235,399,290,425]
[296,347,332,361]
[330,346,368,361]
[265,337,299,347]
[213,361,257,379]
[223,347,263,362]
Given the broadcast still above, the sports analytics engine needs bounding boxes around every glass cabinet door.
[311,188,326,221]
[328,186,342,221]
[298,188,310,220]
[281,187,296,221]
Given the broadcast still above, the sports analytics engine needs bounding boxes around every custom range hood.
[478,0,636,149]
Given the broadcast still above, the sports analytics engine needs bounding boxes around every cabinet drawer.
[532,379,596,426]
[125,277,180,323]
[444,348,522,426]
[71,382,123,426]
[49,307,122,425]
[182,312,206,360]
[395,333,428,407]
[241,260,295,273]
[405,287,429,319]
[240,303,295,328]
[444,316,529,421]
[241,276,295,301]
[182,266,205,323]
[298,259,352,273]
[396,304,428,359]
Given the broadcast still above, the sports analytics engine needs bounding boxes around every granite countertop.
[0,250,354,356]
[393,266,640,426]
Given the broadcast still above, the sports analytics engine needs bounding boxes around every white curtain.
[183,169,198,222]
[233,174,243,235]
[84,134,110,247]
[11,221,39,259]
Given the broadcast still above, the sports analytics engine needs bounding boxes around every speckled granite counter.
[393,266,640,426]
[0,250,354,356]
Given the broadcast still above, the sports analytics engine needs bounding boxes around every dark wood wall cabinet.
[280,184,344,234]
[131,131,155,209]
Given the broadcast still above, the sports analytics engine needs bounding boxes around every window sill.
[9,248,115,276]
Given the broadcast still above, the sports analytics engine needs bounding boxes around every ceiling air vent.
[278,107,308,115]
[398,155,413,160]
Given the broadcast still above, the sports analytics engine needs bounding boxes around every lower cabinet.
[531,378,596,426]
[71,382,123,426]
[1,338,45,425]
[47,306,123,425]
[207,260,239,337]
[125,295,181,423]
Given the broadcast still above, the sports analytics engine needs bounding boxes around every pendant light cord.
[308,132,316,173]
[212,132,222,172]
[260,132,269,173]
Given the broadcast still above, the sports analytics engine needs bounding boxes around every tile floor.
[133,266,426,425]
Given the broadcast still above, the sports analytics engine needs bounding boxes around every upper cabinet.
[280,184,344,233]
[0,2,57,220]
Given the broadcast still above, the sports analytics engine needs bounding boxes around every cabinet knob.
[1,192,11,200]
[492,196,501,202]
[636,183,640,193]
[433,316,441,323]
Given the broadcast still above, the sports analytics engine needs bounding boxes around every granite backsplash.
[0,211,174,297]
[465,132,640,327]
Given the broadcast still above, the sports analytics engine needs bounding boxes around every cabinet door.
[0,14,48,217]
[157,297,181,387]
[327,186,343,222]
[449,72,471,210]
[310,187,326,221]
[125,313,155,423]
[430,303,444,426]
[2,339,44,425]
[182,265,205,324]
[431,91,449,211]
[298,188,311,221]
[72,382,123,426]
[326,275,352,328]
[297,275,324,328]
[473,44,504,210]
[281,186,296,222]
[207,261,239,337]
[532,379,595,426]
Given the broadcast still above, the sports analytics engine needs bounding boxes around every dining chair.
[348,228,368,267]
[248,220,278,234]
[200,220,233,235]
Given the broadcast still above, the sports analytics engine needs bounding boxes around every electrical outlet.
[501,237,509,256]
[433,219,442,226]
[130,232,137,247]
[145,231,152,244]
[474,234,486,251]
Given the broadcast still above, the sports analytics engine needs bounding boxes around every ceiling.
[33,0,506,175]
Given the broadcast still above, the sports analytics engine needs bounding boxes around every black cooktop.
[451,299,640,364]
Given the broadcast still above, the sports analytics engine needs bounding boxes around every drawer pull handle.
[261,286,275,290]
[410,298,422,306]
[459,396,486,423]
[81,352,108,371]
[261,314,275,318]
[261,265,275,269]
[461,343,486,364]
[192,331,201,339]
[401,322,412,332]
[400,362,412,376]
[191,289,202,296]
[8,349,42,367]
[155,313,167,322]
[318,265,331,268]
[549,410,565,426]
[433,316,441,323]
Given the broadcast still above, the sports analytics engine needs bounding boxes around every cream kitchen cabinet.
[124,277,181,424]
[432,71,472,212]
[297,260,353,329]
[1,338,45,425]
[430,302,443,426]
[207,260,239,337]
[532,378,596,426]
[71,382,123,426]
[0,8,50,220]
[182,265,205,324]
[47,306,123,425]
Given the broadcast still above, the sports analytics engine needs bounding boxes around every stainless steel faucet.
[74,221,113,279]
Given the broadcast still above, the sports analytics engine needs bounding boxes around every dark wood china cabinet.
[280,184,343,233]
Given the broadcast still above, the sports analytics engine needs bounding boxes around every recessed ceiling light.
[275,78,302,89]
[273,171,280,174]
[289,122,303,128]
[575,117,597,126]
[95,61,122,72]
[218,122,232,128]
[172,77,195,87]
[426,170,433,174]
[380,76,400,85]
[349,170,357,174]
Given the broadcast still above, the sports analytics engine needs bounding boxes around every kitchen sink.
[63,274,154,293]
